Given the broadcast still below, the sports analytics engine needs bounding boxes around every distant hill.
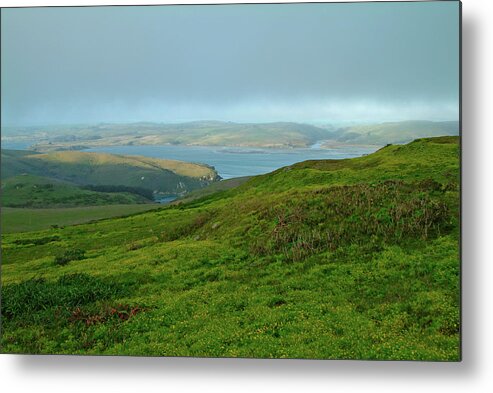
[1,150,221,203]
[1,174,149,208]
[1,149,43,178]
[325,120,459,145]
[3,120,460,152]
[25,121,331,151]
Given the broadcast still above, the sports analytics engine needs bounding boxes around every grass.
[174,176,252,204]
[0,136,460,360]
[31,151,217,179]
[1,204,161,233]
[1,174,150,208]
[1,149,220,195]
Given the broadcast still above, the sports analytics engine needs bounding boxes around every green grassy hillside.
[1,205,160,233]
[174,176,252,204]
[1,174,149,208]
[1,149,44,179]
[1,149,220,196]
[1,136,460,360]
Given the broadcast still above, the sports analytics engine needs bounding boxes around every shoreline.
[1,138,383,153]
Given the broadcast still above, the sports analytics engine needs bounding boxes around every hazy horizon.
[1,2,460,128]
[0,118,460,132]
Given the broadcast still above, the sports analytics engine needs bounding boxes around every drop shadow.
[7,5,479,381]
[459,6,480,377]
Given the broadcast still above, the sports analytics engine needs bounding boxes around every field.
[1,205,160,233]
[0,137,460,360]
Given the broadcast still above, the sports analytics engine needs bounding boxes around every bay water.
[85,144,378,180]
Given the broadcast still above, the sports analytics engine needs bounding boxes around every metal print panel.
[0,1,461,360]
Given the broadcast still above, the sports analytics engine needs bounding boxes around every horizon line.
[0,118,460,130]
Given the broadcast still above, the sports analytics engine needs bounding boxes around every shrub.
[54,248,86,266]
[160,211,214,241]
[82,184,154,200]
[1,273,129,323]
[69,303,143,326]
[13,235,61,246]
[250,180,451,261]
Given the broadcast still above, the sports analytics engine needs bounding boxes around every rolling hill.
[1,149,220,199]
[3,120,460,152]
[324,120,459,145]
[173,176,252,204]
[24,121,331,151]
[1,174,150,208]
[1,136,460,360]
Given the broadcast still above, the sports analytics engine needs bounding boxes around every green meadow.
[0,137,460,360]
[1,205,161,234]
[1,174,150,208]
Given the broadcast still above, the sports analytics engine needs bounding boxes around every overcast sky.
[1,1,460,126]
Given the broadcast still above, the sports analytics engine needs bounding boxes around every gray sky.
[1,2,460,126]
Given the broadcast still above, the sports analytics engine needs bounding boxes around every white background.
[0,0,491,392]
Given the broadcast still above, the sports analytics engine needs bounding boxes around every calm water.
[1,140,37,150]
[85,144,379,179]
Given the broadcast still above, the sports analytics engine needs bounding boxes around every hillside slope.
[1,149,220,195]
[325,120,459,145]
[1,136,460,360]
[1,205,160,234]
[1,174,150,208]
